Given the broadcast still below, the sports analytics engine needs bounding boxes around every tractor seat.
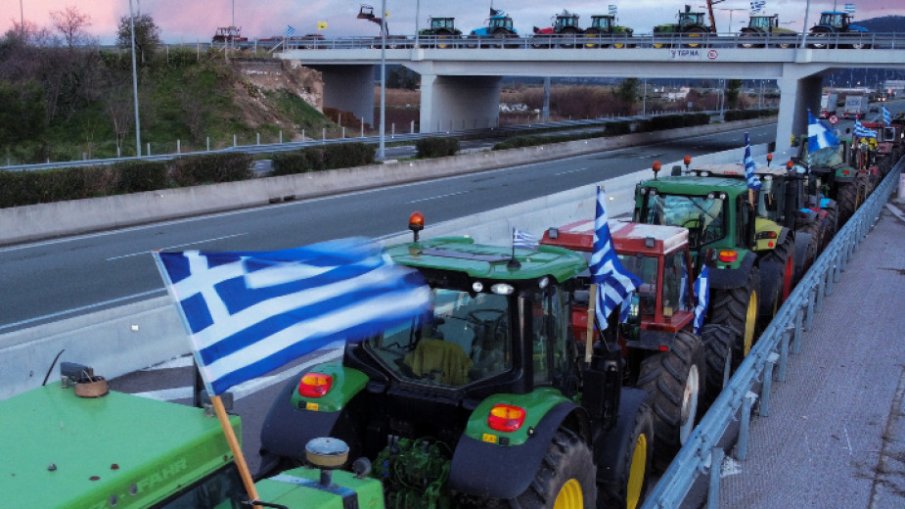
[404,338,472,386]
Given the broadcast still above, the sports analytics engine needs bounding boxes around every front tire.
[598,395,654,509]
[636,330,705,468]
[514,428,597,508]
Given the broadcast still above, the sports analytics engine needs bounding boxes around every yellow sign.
[317,21,328,30]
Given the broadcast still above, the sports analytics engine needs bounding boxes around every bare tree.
[50,6,94,48]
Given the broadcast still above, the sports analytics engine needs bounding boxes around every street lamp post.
[129,0,142,157]
[378,0,387,160]
[414,0,421,48]
[801,0,812,49]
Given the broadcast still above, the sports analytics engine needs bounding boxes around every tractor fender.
[259,365,368,464]
[708,252,757,291]
[849,24,868,33]
[448,400,588,499]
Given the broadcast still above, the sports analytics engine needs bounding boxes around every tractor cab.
[748,14,779,31]
[818,11,852,30]
[430,17,456,31]
[678,8,707,30]
[591,15,614,31]
[554,11,581,31]
[489,14,515,32]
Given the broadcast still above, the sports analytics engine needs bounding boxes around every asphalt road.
[0,123,777,333]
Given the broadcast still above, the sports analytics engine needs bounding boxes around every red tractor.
[532,10,583,48]
[542,219,735,468]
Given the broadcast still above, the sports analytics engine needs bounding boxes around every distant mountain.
[856,16,905,33]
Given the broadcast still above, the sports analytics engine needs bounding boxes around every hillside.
[857,16,905,32]
[0,40,332,165]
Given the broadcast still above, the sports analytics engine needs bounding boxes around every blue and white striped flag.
[854,118,877,139]
[843,3,856,14]
[743,133,762,191]
[608,4,618,16]
[513,228,539,250]
[750,0,766,13]
[590,186,641,331]
[285,25,296,38]
[807,110,840,153]
[882,106,892,127]
[693,265,709,334]
[155,238,431,395]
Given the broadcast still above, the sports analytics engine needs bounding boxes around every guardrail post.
[361,119,365,138]
[206,137,210,151]
[804,288,816,332]
[177,139,181,154]
[342,127,346,139]
[815,271,826,312]
[792,308,804,354]
[737,391,759,461]
[778,328,791,382]
[116,146,121,158]
[147,143,151,156]
[759,352,780,417]
[302,129,305,141]
[232,135,237,147]
[391,123,395,138]
[707,447,724,509]
[410,120,415,134]
[256,132,261,145]
[279,130,283,144]
[322,128,326,142]
[825,264,834,297]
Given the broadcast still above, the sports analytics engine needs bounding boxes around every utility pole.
[800,0,812,49]
[414,0,421,48]
[19,0,23,35]
[129,0,142,157]
[378,0,387,160]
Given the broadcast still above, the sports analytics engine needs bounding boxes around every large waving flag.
[590,186,641,330]
[155,238,431,395]
[854,118,877,139]
[807,110,840,154]
[693,266,710,334]
[882,106,892,127]
[743,133,762,191]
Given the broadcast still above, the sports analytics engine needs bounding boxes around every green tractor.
[807,145,872,226]
[0,362,385,509]
[419,17,462,48]
[632,166,789,366]
[260,215,655,508]
[738,14,797,48]
[541,219,737,469]
[585,14,634,48]
[652,5,714,48]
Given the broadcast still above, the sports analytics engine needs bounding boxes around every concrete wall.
[419,75,502,133]
[0,140,771,400]
[315,65,375,125]
[0,118,773,246]
[776,63,828,150]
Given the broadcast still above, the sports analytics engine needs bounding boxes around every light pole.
[378,0,387,160]
[18,0,23,34]
[800,0,812,49]
[129,0,142,157]
[414,0,421,48]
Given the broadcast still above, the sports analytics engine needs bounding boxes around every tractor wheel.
[682,27,708,48]
[808,29,834,49]
[559,27,580,48]
[796,221,821,276]
[701,324,735,409]
[513,428,596,508]
[710,266,760,368]
[636,331,705,468]
[760,231,795,305]
[598,392,654,509]
[836,182,859,224]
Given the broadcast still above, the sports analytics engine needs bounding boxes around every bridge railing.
[277,32,905,51]
[640,156,904,509]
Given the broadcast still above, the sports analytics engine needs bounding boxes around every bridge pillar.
[776,67,823,152]
[315,65,376,126]
[419,75,502,133]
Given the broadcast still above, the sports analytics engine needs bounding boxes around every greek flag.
[513,228,539,250]
[590,186,641,330]
[608,5,618,15]
[854,118,877,139]
[693,266,709,334]
[807,110,840,153]
[743,133,762,191]
[285,25,296,38]
[844,3,856,14]
[882,106,891,127]
[155,238,431,395]
[750,0,766,13]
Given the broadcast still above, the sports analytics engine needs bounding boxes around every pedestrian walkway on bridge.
[719,201,905,508]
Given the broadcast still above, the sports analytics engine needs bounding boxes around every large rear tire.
[514,428,597,508]
[710,266,760,368]
[701,324,735,409]
[759,231,795,308]
[636,331,705,469]
[598,395,654,509]
[795,221,821,276]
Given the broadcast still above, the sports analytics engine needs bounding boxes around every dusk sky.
[1,1,900,44]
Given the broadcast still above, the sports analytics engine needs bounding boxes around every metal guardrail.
[279,32,905,51]
[1,111,723,172]
[642,156,904,509]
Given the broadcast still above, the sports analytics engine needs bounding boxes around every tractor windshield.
[617,253,659,317]
[490,17,513,30]
[153,464,245,508]
[592,16,613,31]
[432,18,454,30]
[365,288,512,387]
[643,194,726,250]
[819,13,846,28]
[556,15,579,29]
[749,16,772,30]
[679,13,705,28]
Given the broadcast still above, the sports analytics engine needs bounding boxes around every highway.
[0,123,777,333]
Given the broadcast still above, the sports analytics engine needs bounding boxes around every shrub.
[0,166,112,208]
[271,149,326,176]
[114,161,168,193]
[493,131,605,151]
[170,153,253,187]
[416,137,460,158]
[605,121,632,136]
[323,142,375,169]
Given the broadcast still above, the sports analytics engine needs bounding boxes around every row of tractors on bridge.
[214,3,872,51]
[10,113,902,507]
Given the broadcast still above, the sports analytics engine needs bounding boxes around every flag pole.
[152,251,260,507]
[212,394,261,507]
[585,285,597,364]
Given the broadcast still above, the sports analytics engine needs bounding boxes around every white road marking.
[409,191,467,204]
[106,233,248,261]
[555,166,589,176]
[0,288,164,332]
[844,425,853,456]
[142,355,194,371]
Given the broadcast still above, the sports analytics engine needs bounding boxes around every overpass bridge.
[277,33,905,150]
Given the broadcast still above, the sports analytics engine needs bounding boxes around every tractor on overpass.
[808,10,870,49]
[652,3,717,48]
[739,14,797,48]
